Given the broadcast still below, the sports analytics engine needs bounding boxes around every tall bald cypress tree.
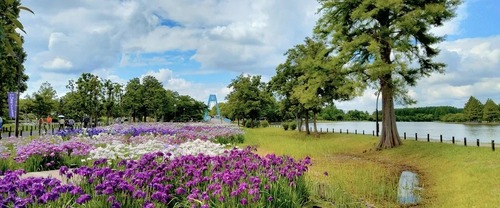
[315,0,462,149]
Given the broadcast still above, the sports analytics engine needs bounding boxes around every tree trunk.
[376,77,402,150]
[106,112,110,125]
[313,111,318,133]
[295,112,300,132]
[305,110,310,135]
[298,114,303,132]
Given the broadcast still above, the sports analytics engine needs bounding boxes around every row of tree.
[2,0,463,150]
[226,0,462,150]
[9,73,206,125]
[442,96,500,123]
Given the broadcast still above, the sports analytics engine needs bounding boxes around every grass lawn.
[242,127,499,208]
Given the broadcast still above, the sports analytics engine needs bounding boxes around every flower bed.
[1,148,311,207]
[0,123,312,207]
[57,123,245,144]
[1,123,244,173]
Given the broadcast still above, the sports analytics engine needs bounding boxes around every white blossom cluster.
[84,139,165,162]
[162,139,229,159]
[83,139,230,163]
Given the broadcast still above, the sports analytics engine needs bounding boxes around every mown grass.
[242,127,500,208]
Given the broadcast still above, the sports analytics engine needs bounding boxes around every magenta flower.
[76,194,91,204]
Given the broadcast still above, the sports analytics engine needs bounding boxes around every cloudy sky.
[18,0,500,112]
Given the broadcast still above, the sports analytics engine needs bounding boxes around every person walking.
[38,117,44,133]
[59,117,65,131]
[46,115,52,130]
[83,115,89,128]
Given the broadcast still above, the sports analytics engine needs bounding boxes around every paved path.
[12,169,82,184]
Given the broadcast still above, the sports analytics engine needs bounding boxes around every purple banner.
[8,92,17,119]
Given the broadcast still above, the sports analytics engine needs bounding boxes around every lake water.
[308,121,499,143]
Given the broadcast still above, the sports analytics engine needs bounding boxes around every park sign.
[8,92,16,119]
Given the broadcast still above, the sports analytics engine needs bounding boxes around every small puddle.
[397,170,421,205]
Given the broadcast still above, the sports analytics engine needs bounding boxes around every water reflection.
[312,121,499,143]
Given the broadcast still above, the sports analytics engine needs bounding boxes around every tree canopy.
[314,0,462,149]
[226,74,272,127]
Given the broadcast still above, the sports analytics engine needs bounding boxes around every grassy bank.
[242,127,499,207]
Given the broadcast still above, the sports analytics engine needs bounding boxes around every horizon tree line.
[4,73,206,125]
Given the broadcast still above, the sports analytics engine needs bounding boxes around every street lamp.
[15,52,22,137]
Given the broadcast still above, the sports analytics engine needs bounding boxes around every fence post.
[20,129,22,137]
[492,140,495,151]
[372,130,374,136]
[464,137,467,146]
[347,129,349,134]
[30,126,33,136]
[363,130,365,135]
[320,128,322,133]
[427,134,430,142]
[355,130,357,134]
[476,139,479,147]
[452,136,455,144]
[340,129,342,134]
[404,132,406,140]
[326,128,328,133]
[9,127,11,137]
[52,127,55,135]
[440,135,443,143]
[415,133,417,141]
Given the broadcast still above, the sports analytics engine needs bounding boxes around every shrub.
[214,134,245,144]
[290,122,297,130]
[254,120,261,127]
[245,120,253,128]
[282,122,289,130]
[260,120,270,128]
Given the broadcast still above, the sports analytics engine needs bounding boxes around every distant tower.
[204,94,221,122]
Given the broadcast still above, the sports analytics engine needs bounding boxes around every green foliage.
[346,110,370,121]
[122,78,143,122]
[24,82,58,118]
[24,154,64,172]
[482,99,499,122]
[245,120,252,128]
[270,37,356,134]
[0,0,33,56]
[102,79,124,125]
[214,134,245,145]
[315,0,462,148]
[463,96,483,122]
[320,104,345,121]
[141,75,166,120]
[440,113,468,122]
[290,122,297,130]
[282,122,289,130]
[395,106,462,121]
[0,0,29,118]
[260,120,270,128]
[226,74,273,123]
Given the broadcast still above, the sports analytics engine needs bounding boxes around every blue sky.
[19,0,500,112]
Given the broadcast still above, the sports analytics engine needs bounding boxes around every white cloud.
[42,57,73,69]
[430,2,468,36]
[18,0,500,114]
